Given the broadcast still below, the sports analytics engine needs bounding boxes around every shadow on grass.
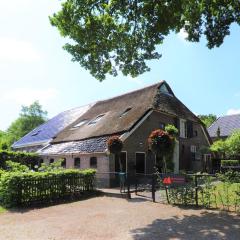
[5,191,103,214]
[130,211,240,240]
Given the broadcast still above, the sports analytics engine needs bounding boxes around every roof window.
[31,130,41,136]
[120,108,132,117]
[88,114,105,125]
[70,119,88,130]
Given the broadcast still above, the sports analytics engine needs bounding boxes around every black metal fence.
[17,175,95,206]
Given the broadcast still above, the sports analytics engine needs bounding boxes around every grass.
[199,181,240,211]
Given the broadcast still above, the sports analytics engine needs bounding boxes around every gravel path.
[0,194,239,240]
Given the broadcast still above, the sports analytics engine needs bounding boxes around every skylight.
[31,130,41,136]
[88,114,105,125]
[70,119,88,130]
[120,107,132,117]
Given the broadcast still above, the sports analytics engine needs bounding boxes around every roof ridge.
[97,80,165,103]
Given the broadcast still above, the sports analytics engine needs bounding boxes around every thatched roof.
[52,81,200,143]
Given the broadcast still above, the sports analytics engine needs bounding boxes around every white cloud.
[227,108,240,115]
[177,28,189,42]
[2,88,59,105]
[0,38,41,62]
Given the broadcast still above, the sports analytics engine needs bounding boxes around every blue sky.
[0,0,240,130]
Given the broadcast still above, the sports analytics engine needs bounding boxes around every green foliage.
[217,171,240,183]
[225,130,240,157]
[0,150,40,169]
[210,139,228,156]
[38,159,64,172]
[0,131,12,150]
[7,101,48,143]
[0,169,96,207]
[5,161,30,173]
[50,2,240,80]
[221,160,240,167]
[165,124,178,137]
[198,114,217,128]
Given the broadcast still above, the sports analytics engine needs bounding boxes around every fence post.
[195,175,198,207]
[152,174,156,202]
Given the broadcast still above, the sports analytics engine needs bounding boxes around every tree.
[225,130,240,158]
[7,101,48,143]
[198,114,217,128]
[50,1,240,80]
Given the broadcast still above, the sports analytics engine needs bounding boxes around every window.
[190,145,197,153]
[39,159,44,166]
[74,158,80,168]
[115,152,127,172]
[120,108,132,117]
[50,159,54,164]
[180,119,187,138]
[136,153,145,174]
[61,158,66,168]
[88,114,105,125]
[159,122,165,129]
[31,130,41,136]
[191,145,197,161]
[159,83,173,96]
[70,120,88,129]
[90,157,97,168]
[194,130,198,137]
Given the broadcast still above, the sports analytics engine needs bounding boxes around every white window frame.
[190,145,197,153]
[180,119,187,138]
[135,152,146,175]
[88,114,105,125]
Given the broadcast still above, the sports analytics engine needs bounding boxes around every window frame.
[114,151,127,173]
[74,157,81,168]
[90,156,97,169]
[180,119,187,138]
[88,114,105,125]
[135,152,146,175]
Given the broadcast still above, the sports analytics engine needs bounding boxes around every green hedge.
[0,150,40,169]
[221,160,240,167]
[0,169,96,207]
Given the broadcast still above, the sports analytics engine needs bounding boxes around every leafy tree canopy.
[50,1,240,80]
[7,101,48,144]
[198,114,217,128]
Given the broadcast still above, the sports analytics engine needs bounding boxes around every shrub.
[0,169,96,207]
[221,160,240,167]
[38,159,64,172]
[5,161,30,172]
[0,150,40,169]
[165,124,178,137]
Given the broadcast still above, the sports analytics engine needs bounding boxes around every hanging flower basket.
[107,136,123,154]
[148,129,173,155]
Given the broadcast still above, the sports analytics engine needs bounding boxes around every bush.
[0,150,40,169]
[38,159,64,172]
[5,161,30,172]
[221,160,240,167]
[0,169,96,207]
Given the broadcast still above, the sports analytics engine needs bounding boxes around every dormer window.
[120,108,132,117]
[159,83,173,96]
[70,119,88,130]
[88,114,105,125]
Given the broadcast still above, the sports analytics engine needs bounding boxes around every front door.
[115,152,127,172]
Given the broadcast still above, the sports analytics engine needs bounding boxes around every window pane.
[90,157,97,168]
[74,158,80,168]
[50,159,54,164]
[61,158,66,168]
[136,153,145,174]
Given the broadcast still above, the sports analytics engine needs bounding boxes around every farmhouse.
[208,114,240,141]
[24,81,210,186]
